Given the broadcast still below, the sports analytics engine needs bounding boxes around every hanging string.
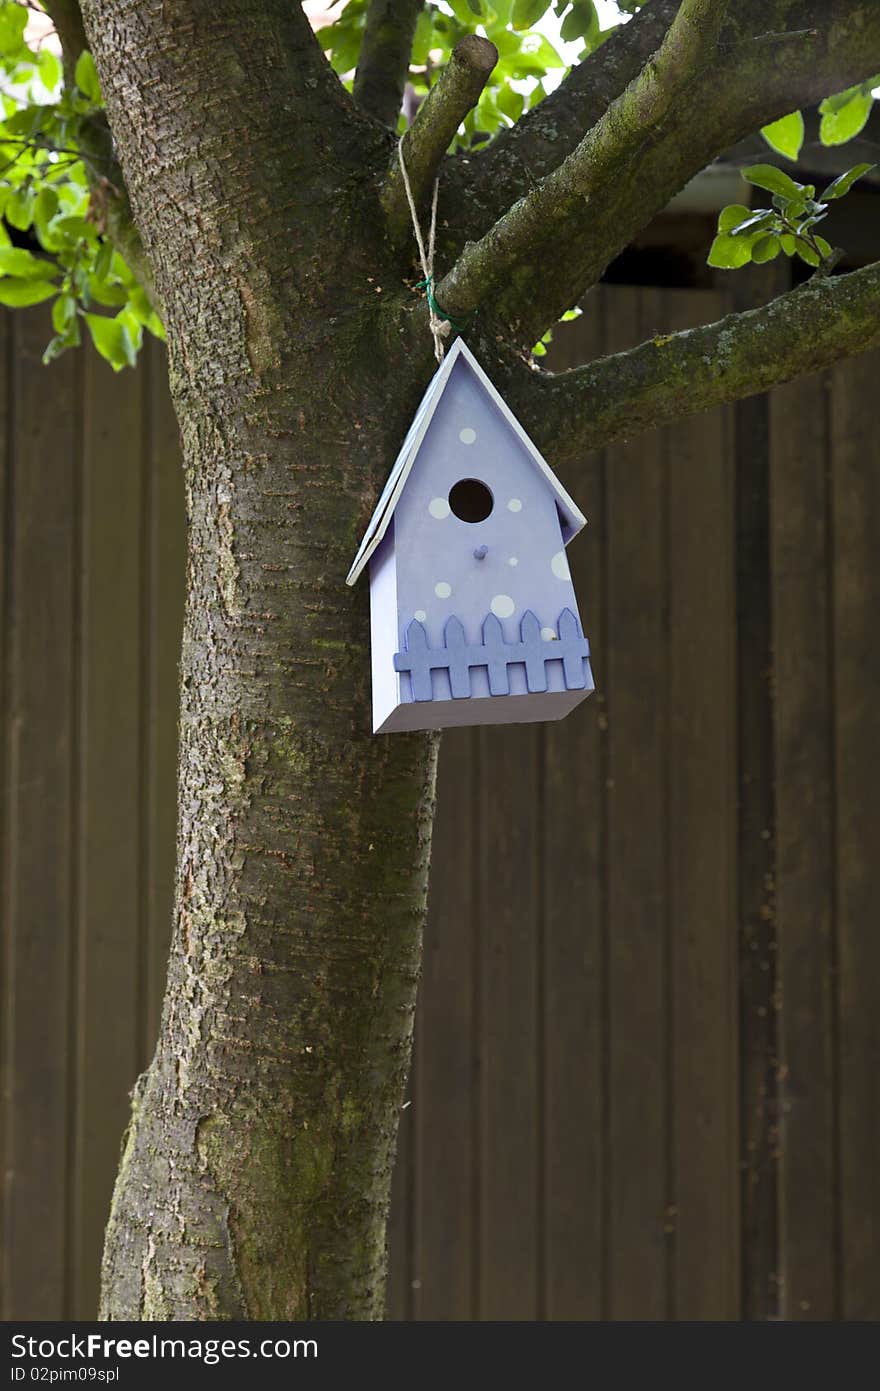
[397,139,451,364]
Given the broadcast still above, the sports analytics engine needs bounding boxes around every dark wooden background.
[1,286,877,1320]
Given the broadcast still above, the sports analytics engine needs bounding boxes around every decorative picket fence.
[393,609,591,701]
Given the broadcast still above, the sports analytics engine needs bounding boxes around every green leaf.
[5,105,50,138]
[728,209,777,237]
[813,235,834,261]
[795,241,821,267]
[751,234,781,264]
[742,164,804,200]
[0,278,57,307]
[779,234,796,256]
[0,1,28,53]
[505,32,563,76]
[496,83,524,122]
[74,51,102,104]
[35,187,60,223]
[561,1,599,44]
[38,48,62,93]
[820,163,876,200]
[717,204,752,233]
[0,246,59,280]
[33,191,62,251]
[467,0,483,12]
[707,232,754,269]
[93,242,113,281]
[512,0,552,28]
[760,111,804,162]
[820,88,872,145]
[4,188,35,231]
[83,312,136,370]
[42,318,81,365]
[52,294,77,333]
[87,274,128,307]
[51,214,94,240]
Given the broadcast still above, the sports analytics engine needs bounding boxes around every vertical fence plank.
[666,291,739,1319]
[603,287,668,1319]
[831,350,880,1321]
[1,310,79,1317]
[412,728,478,1319]
[479,724,540,1319]
[771,371,837,1320]
[734,388,779,1321]
[722,263,789,1322]
[540,294,606,1320]
[71,352,147,1318]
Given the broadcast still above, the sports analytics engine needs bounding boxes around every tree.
[1,0,879,1320]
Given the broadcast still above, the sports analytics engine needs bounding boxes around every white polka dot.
[541,627,557,641]
[551,550,570,580]
[508,556,518,567]
[434,581,452,599]
[459,427,476,444]
[414,610,427,622]
[508,498,522,513]
[428,497,450,520]
[491,594,515,619]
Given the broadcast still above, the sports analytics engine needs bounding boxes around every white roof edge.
[346,337,586,587]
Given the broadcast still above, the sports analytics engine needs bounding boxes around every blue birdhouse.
[346,338,594,734]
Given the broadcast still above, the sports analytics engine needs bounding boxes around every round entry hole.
[448,478,494,523]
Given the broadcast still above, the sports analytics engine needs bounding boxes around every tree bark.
[79,0,440,1319]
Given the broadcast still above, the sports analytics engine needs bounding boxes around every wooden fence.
[1,287,878,1320]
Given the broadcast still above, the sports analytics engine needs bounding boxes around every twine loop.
[397,140,454,363]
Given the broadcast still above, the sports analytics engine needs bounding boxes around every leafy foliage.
[0,2,162,368]
[709,163,875,271]
[761,76,880,159]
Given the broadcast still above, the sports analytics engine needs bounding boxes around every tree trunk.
[80,0,440,1319]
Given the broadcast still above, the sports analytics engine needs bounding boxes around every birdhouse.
[346,338,594,734]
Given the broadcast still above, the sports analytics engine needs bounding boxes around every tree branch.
[353,0,423,128]
[438,0,880,348]
[513,261,880,465]
[436,0,728,325]
[382,34,497,247]
[40,0,88,81]
[454,0,679,227]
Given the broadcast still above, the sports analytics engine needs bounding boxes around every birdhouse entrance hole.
[449,478,493,523]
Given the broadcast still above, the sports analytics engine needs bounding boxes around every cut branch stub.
[382,34,498,247]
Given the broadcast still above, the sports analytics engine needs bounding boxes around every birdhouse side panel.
[368,529,402,733]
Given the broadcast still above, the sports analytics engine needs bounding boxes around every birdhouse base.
[374,684,593,734]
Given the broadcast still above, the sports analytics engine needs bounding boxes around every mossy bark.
[79,0,441,1319]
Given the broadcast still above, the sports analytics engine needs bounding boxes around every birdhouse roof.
[345,337,586,587]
